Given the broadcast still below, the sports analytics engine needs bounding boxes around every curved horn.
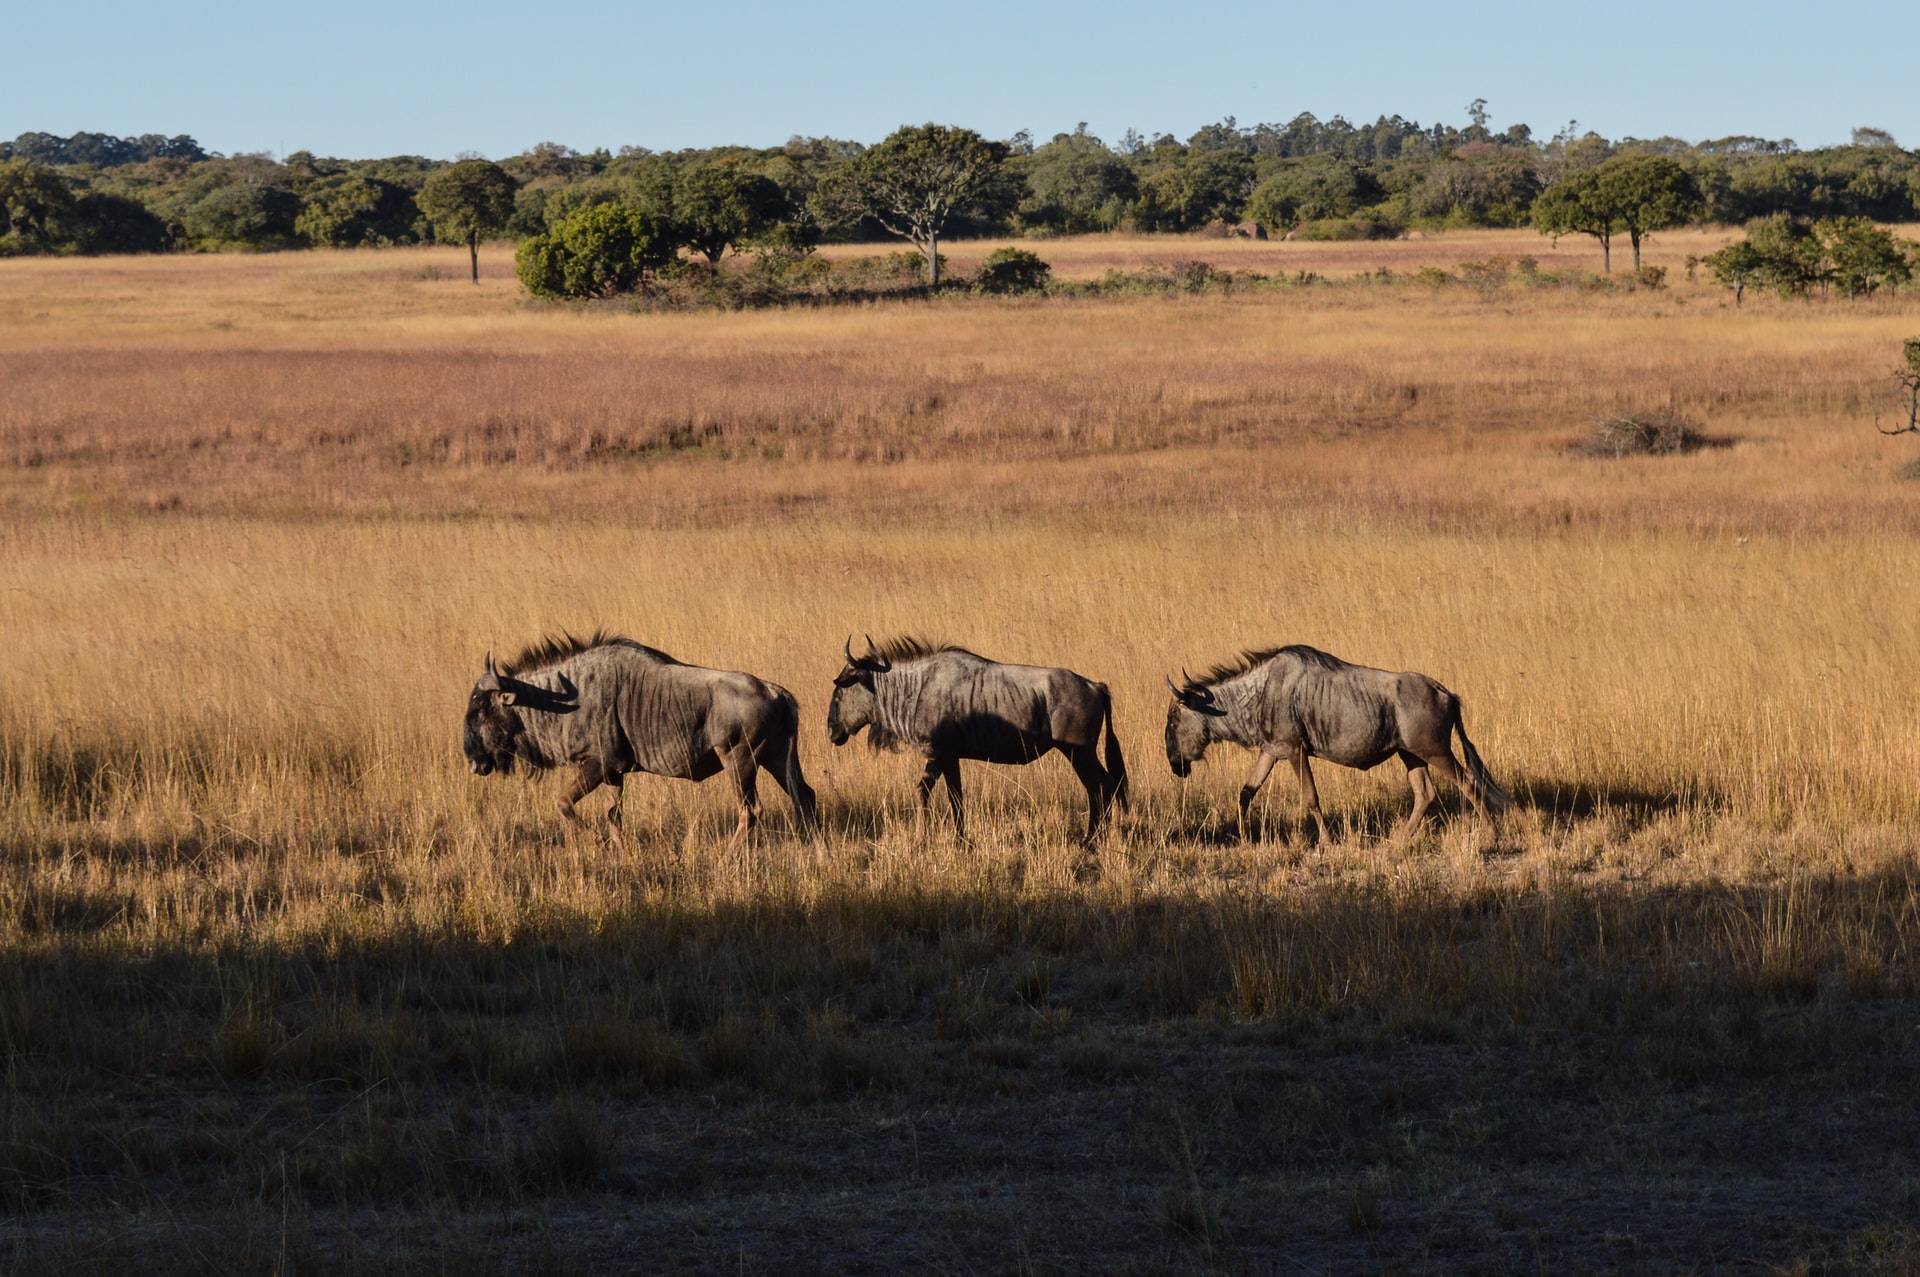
[863,634,889,672]
[1166,674,1184,697]
[1178,670,1216,704]
[486,651,497,677]
[844,635,856,667]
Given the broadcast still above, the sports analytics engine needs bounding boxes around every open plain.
[3,231,1920,1273]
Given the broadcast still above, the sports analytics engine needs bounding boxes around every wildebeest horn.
[863,634,889,672]
[1166,675,1183,697]
[486,651,497,677]
[844,635,857,667]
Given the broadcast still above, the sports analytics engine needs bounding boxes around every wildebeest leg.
[762,740,819,835]
[721,742,760,847]
[1426,751,1495,822]
[1399,750,1435,836]
[1239,749,1283,842]
[940,758,965,842]
[603,771,625,830]
[914,757,943,838]
[560,760,605,824]
[1067,745,1110,842]
[1290,752,1332,845]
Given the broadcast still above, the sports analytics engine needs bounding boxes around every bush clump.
[1291,214,1401,241]
[516,203,675,300]
[1570,410,1724,457]
[974,247,1051,295]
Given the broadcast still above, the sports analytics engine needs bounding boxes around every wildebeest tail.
[1101,686,1130,811]
[1453,704,1512,813]
[774,686,819,830]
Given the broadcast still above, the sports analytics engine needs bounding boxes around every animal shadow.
[1517,779,1695,830]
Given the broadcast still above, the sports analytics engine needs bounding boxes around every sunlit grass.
[4,235,1920,1272]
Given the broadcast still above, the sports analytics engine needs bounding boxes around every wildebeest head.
[463,653,524,776]
[826,635,890,747]
[1164,674,1226,779]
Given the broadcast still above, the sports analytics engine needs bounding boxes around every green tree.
[537,177,629,232]
[1132,150,1256,231]
[1532,166,1620,270]
[295,175,418,247]
[1817,217,1914,297]
[417,159,517,283]
[1247,156,1379,232]
[515,202,676,299]
[1703,238,1767,306]
[1879,337,1920,436]
[672,165,785,268]
[1536,155,1702,272]
[811,124,1008,285]
[1401,143,1538,227]
[181,184,301,249]
[1705,214,1824,302]
[1017,126,1136,233]
[1597,155,1702,271]
[0,159,74,252]
[63,191,168,254]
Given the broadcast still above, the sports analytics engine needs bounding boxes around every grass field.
[4,231,1920,1273]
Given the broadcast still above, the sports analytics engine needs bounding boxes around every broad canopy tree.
[294,174,418,247]
[1017,126,1137,233]
[1603,155,1702,271]
[0,159,74,250]
[671,165,786,268]
[1533,154,1702,272]
[417,158,517,283]
[1706,213,1913,303]
[811,124,1008,284]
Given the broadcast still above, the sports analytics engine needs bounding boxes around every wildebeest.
[463,633,817,843]
[1165,645,1510,842]
[827,637,1128,841]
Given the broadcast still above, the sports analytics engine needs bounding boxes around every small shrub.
[1634,264,1669,291]
[1456,257,1511,297]
[974,247,1051,295]
[885,249,944,282]
[1164,259,1217,292]
[1412,266,1452,288]
[1570,410,1726,457]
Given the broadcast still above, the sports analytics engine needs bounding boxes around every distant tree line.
[4,114,1918,279]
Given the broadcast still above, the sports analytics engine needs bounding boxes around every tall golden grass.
[3,234,1920,1272]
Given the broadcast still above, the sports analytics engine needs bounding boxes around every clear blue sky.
[6,0,1916,159]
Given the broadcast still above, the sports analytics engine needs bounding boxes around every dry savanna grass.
[3,233,1920,1273]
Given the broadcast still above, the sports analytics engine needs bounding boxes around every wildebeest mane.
[498,631,679,677]
[868,636,978,664]
[1188,644,1344,689]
